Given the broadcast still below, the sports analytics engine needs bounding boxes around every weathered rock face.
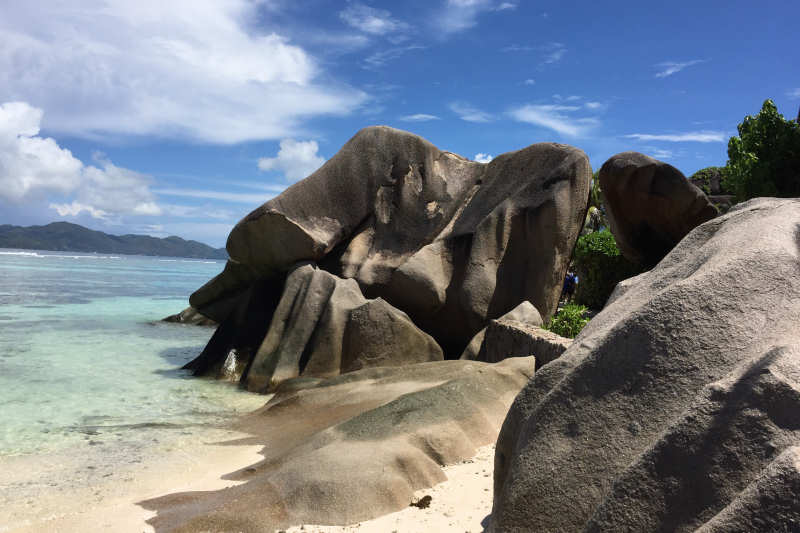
[599,151,718,267]
[490,198,800,532]
[242,263,442,393]
[189,126,592,361]
[459,301,542,361]
[142,358,535,531]
[477,320,571,368]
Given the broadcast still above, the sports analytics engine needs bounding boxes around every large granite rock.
[490,198,800,532]
[190,126,591,359]
[599,151,718,267]
[141,358,535,531]
[242,263,442,392]
[476,320,571,368]
[459,300,542,361]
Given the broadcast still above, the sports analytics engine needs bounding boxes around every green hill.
[0,222,228,259]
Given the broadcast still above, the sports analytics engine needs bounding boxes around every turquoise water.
[0,249,264,456]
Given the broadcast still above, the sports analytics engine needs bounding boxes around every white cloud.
[1,101,160,219]
[650,149,674,159]
[0,102,83,202]
[508,104,599,137]
[474,153,493,163]
[449,102,494,123]
[154,188,270,204]
[502,44,534,52]
[523,79,536,86]
[399,113,440,122]
[654,59,706,78]
[787,88,800,99]
[364,45,425,68]
[340,3,408,37]
[495,2,517,10]
[258,139,326,182]
[624,131,726,142]
[553,94,582,102]
[584,101,606,111]
[0,1,366,144]
[541,42,567,64]
[438,0,494,34]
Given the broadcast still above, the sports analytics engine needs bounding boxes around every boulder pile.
[183,126,592,391]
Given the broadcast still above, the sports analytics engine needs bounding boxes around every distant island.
[0,222,228,259]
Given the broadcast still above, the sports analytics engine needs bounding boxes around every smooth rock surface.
[142,358,535,532]
[599,151,718,267]
[191,126,591,358]
[490,198,800,532]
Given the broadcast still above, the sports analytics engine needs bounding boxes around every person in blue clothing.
[562,270,578,302]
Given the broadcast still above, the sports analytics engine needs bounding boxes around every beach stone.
[191,126,591,358]
[241,263,442,392]
[477,321,571,368]
[459,301,543,361]
[490,198,800,532]
[599,151,718,267]
[141,357,534,531]
[162,306,217,326]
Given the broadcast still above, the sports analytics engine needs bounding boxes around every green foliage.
[723,99,800,201]
[545,303,590,338]
[572,229,641,310]
[581,172,607,235]
[688,166,728,195]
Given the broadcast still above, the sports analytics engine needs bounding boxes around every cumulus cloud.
[474,153,493,163]
[508,104,599,137]
[0,102,83,202]
[1,101,160,220]
[654,59,706,78]
[624,131,726,142]
[340,3,408,37]
[258,139,326,182]
[449,102,494,123]
[399,113,440,122]
[0,1,366,144]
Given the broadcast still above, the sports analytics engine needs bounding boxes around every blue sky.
[1,0,798,247]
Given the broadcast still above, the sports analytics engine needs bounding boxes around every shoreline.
[0,418,266,532]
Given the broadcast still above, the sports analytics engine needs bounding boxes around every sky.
[1,0,798,248]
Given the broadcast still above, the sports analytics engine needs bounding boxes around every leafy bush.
[688,166,728,195]
[572,229,641,310]
[724,99,800,201]
[545,303,590,338]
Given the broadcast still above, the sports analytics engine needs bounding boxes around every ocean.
[0,249,264,458]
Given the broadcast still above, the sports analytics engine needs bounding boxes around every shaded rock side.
[460,300,542,360]
[490,198,800,532]
[599,151,718,267]
[162,306,217,326]
[191,126,591,356]
[241,262,442,393]
[141,357,535,532]
[476,320,571,369]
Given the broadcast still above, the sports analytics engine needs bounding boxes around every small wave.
[159,259,179,262]
[0,250,122,260]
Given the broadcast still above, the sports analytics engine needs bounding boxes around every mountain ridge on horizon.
[0,221,228,260]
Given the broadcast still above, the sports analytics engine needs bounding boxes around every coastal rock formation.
[142,357,535,531]
[490,198,800,532]
[162,306,217,326]
[459,301,542,361]
[185,126,591,380]
[242,263,442,392]
[599,151,718,267]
